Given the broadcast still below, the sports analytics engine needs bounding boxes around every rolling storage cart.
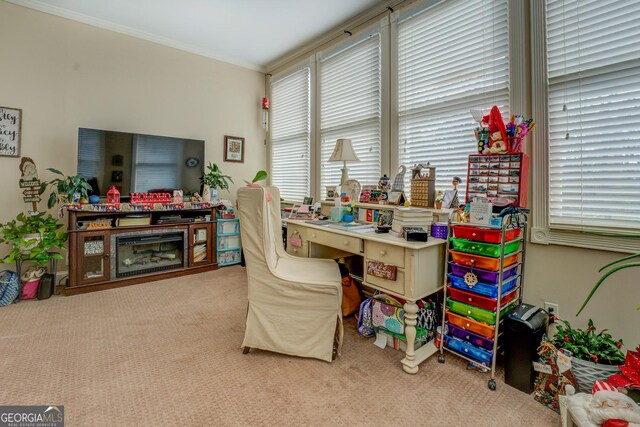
[437,210,528,390]
[217,216,242,267]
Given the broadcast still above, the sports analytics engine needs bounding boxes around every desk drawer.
[366,241,405,268]
[365,265,405,295]
[287,243,308,257]
[307,229,363,254]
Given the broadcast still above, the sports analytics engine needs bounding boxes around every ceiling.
[9,0,385,70]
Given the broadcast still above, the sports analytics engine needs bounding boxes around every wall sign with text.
[0,106,22,157]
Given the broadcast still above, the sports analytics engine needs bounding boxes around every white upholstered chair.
[236,186,343,362]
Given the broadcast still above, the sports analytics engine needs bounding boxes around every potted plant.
[553,319,625,392]
[201,162,233,202]
[434,190,445,209]
[39,168,93,208]
[0,212,67,267]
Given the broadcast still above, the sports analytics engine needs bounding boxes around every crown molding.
[6,0,265,72]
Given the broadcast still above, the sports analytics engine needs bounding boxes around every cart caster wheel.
[438,354,445,363]
[488,379,497,391]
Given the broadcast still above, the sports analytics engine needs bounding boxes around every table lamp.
[329,138,360,185]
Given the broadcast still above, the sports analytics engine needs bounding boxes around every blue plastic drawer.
[449,274,518,298]
[445,334,493,366]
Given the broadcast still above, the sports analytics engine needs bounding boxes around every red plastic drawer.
[448,286,518,311]
[452,225,521,243]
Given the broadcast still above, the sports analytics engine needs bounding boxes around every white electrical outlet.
[544,302,559,319]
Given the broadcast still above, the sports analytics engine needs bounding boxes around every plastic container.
[449,251,519,270]
[449,274,518,298]
[448,286,519,311]
[446,311,495,339]
[449,262,518,284]
[447,298,518,325]
[431,223,449,239]
[452,224,521,243]
[444,334,493,366]
[447,323,494,351]
[450,237,520,258]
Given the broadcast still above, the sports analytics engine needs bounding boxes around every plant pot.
[202,184,211,202]
[435,201,443,209]
[571,356,621,393]
[80,197,89,204]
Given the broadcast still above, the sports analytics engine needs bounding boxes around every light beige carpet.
[0,266,559,426]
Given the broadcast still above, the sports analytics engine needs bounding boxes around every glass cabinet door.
[76,231,110,285]
[189,223,212,266]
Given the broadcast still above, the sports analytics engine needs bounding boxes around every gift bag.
[357,297,375,337]
[371,294,405,334]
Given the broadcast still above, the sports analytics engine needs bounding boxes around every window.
[546,0,640,230]
[319,32,382,196]
[77,128,103,179]
[133,136,180,192]
[270,66,311,202]
[395,0,509,198]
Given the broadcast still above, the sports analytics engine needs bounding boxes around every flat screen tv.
[77,128,205,197]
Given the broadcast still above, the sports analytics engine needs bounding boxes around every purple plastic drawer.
[447,323,494,350]
[449,262,518,284]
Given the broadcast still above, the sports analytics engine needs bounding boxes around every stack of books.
[115,215,151,227]
[391,207,432,236]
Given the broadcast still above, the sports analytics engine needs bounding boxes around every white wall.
[0,1,266,261]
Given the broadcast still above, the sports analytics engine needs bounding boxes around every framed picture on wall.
[224,135,245,163]
[0,106,22,157]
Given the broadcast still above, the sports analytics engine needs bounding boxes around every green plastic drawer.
[446,297,518,325]
[450,238,520,258]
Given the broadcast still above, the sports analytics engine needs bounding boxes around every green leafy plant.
[576,232,640,315]
[244,170,268,185]
[201,162,233,190]
[38,168,93,208]
[0,212,67,266]
[552,319,625,365]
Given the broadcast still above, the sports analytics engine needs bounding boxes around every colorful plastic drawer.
[449,251,518,270]
[449,262,518,284]
[452,225,521,243]
[447,298,518,325]
[444,334,493,366]
[448,286,518,311]
[447,323,494,351]
[446,311,495,339]
[449,274,518,298]
[450,238,520,258]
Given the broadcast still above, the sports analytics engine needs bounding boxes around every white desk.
[285,219,446,374]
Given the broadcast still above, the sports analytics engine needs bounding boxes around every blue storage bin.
[447,324,494,351]
[445,334,493,366]
[448,274,518,298]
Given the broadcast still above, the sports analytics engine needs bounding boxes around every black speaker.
[37,273,55,300]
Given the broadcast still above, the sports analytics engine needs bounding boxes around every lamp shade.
[329,139,360,162]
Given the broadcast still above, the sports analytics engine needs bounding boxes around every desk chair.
[236,186,343,362]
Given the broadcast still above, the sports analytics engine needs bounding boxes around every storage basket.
[448,286,519,311]
[446,298,517,325]
[444,334,493,366]
[450,238,520,258]
[446,310,495,339]
[571,357,621,393]
[447,323,494,351]
[449,250,518,270]
[449,262,519,284]
[451,225,521,243]
[448,274,518,298]
[0,270,19,307]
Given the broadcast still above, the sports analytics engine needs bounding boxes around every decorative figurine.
[378,174,391,192]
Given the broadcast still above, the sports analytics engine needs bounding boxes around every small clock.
[185,157,200,168]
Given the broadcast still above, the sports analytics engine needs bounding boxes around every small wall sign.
[18,157,41,212]
[0,106,22,157]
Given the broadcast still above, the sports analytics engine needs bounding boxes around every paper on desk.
[374,332,387,349]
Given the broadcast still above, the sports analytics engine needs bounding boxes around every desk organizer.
[438,211,528,391]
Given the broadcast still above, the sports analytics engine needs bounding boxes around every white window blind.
[319,32,382,196]
[270,67,311,202]
[133,136,180,192]
[77,128,103,179]
[397,0,509,198]
[546,0,640,230]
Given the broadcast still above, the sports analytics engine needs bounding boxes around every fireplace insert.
[112,230,187,278]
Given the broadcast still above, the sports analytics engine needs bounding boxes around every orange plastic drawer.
[452,225,521,243]
[446,311,495,339]
[449,250,518,271]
